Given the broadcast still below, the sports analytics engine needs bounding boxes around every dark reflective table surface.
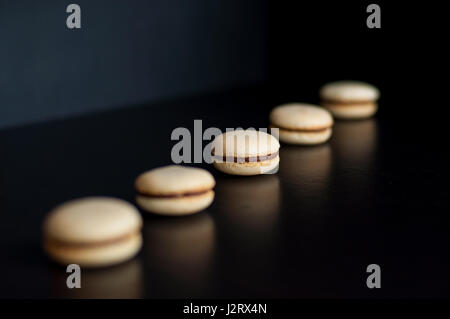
[1,87,449,298]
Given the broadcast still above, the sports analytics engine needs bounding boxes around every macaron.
[319,81,380,119]
[43,197,142,267]
[135,165,215,216]
[269,103,333,145]
[211,129,280,175]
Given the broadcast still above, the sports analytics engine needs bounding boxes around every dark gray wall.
[0,0,266,128]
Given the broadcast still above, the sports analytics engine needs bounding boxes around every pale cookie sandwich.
[43,197,143,267]
[135,165,215,216]
[212,129,280,175]
[269,103,333,145]
[320,80,380,119]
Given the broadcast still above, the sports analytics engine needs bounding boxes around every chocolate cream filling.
[45,230,140,249]
[321,99,375,106]
[278,126,330,133]
[138,189,211,199]
[270,124,330,133]
[212,150,279,163]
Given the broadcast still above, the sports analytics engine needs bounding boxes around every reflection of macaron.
[331,119,377,162]
[43,197,143,267]
[135,165,215,216]
[215,175,280,232]
[270,103,333,145]
[279,144,331,194]
[212,130,280,175]
[320,81,380,119]
[51,260,143,298]
[143,213,215,297]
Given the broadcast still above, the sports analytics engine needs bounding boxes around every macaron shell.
[278,127,332,145]
[269,103,333,130]
[136,190,215,216]
[44,233,142,267]
[323,102,378,119]
[320,81,380,102]
[212,130,280,158]
[135,165,215,196]
[43,197,142,244]
[213,155,279,176]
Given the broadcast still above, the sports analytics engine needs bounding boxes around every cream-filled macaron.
[270,103,333,145]
[320,81,380,119]
[135,165,215,216]
[212,129,280,175]
[43,197,142,267]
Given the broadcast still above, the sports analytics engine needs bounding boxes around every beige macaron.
[212,129,280,175]
[320,81,380,119]
[270,103,333,145]
[43,197,143,267]
[135,165,215,216]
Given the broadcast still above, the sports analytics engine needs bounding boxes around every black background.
[1,1,449,300]
[0,0,265,128]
